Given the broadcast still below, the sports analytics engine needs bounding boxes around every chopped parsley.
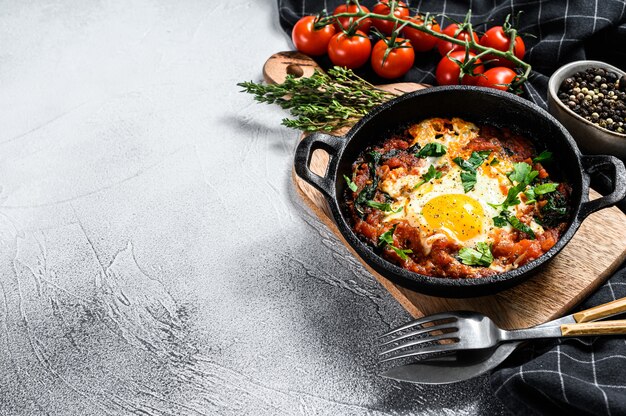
[343,175,358,192]
[507,162,538,184]
[458,242,493,267]
[416,143,447,158]
[490,162,540,211]
[453,151,492,193]
[524,182,558,203]
[378,224,413,261]
[533,150,553,163]
[506,214,536,239]
[414,165,443,189]
[366,200,403,213]
[492,211,536,239]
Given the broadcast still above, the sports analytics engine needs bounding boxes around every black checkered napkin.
[277,2,626,414]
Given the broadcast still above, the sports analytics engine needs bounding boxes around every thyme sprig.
[237,67,396,132]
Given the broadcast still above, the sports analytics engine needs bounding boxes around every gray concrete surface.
[0,1,507,414]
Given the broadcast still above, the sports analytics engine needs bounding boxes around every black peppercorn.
[558,67,626,134]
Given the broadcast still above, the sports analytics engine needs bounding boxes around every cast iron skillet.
[294,86,626,298]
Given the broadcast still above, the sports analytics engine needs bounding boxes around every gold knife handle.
[573,297,626,323]
[561,320,626,336]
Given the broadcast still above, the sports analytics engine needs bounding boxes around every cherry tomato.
[371,38,415,79]
[435,51,484,86]
[476,67,518,91]
[371,1,410,35]
[480,26,525,68]
[333,4,372,33]
[327,31,372,69]
[292,15,337,56]
[402,16,441,52]
[437,24,479,56]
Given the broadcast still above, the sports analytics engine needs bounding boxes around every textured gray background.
[0,1,508,414]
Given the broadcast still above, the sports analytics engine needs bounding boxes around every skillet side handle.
[294,132,345,201]
[578,155,626,221]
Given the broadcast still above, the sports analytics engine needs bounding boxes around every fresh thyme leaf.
[238,67,396,132]
[533,150,553,163]
[366,200,402,213]
[417,143,447,158]
[414,165,442,189]
[458,242,493,266]
[344,175,358,192]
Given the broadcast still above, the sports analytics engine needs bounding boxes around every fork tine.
[378,312,458,339]
[379,342,460,363]
[379,333,459,356]
[379,323,457,347]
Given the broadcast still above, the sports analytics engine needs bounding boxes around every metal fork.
[379,311,626,363]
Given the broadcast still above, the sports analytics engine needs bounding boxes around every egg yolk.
[422,194,485,241]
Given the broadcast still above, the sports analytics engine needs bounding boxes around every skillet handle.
[294,132,345,200]
[578,155,626,220]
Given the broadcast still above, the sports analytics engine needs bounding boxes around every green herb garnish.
[524,182,558,204]
[533,150,553,163]
[344,175,358,192]
[366,200,403,213]
[506,213,536,239]
[492,211,536,239]
[378,224,413,260]
[507,162,538,184]
[416,143,447,158]
[492,214,508,227]
[453,151,491,193]
[458,242,493,267]
[414,165,443,189]
[490,163,539,210]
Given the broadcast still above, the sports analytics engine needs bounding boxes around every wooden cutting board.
[266,52,626,330]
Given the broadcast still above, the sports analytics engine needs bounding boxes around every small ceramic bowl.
[548,60,626,159]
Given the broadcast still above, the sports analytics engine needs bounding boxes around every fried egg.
[380,118,544,257]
